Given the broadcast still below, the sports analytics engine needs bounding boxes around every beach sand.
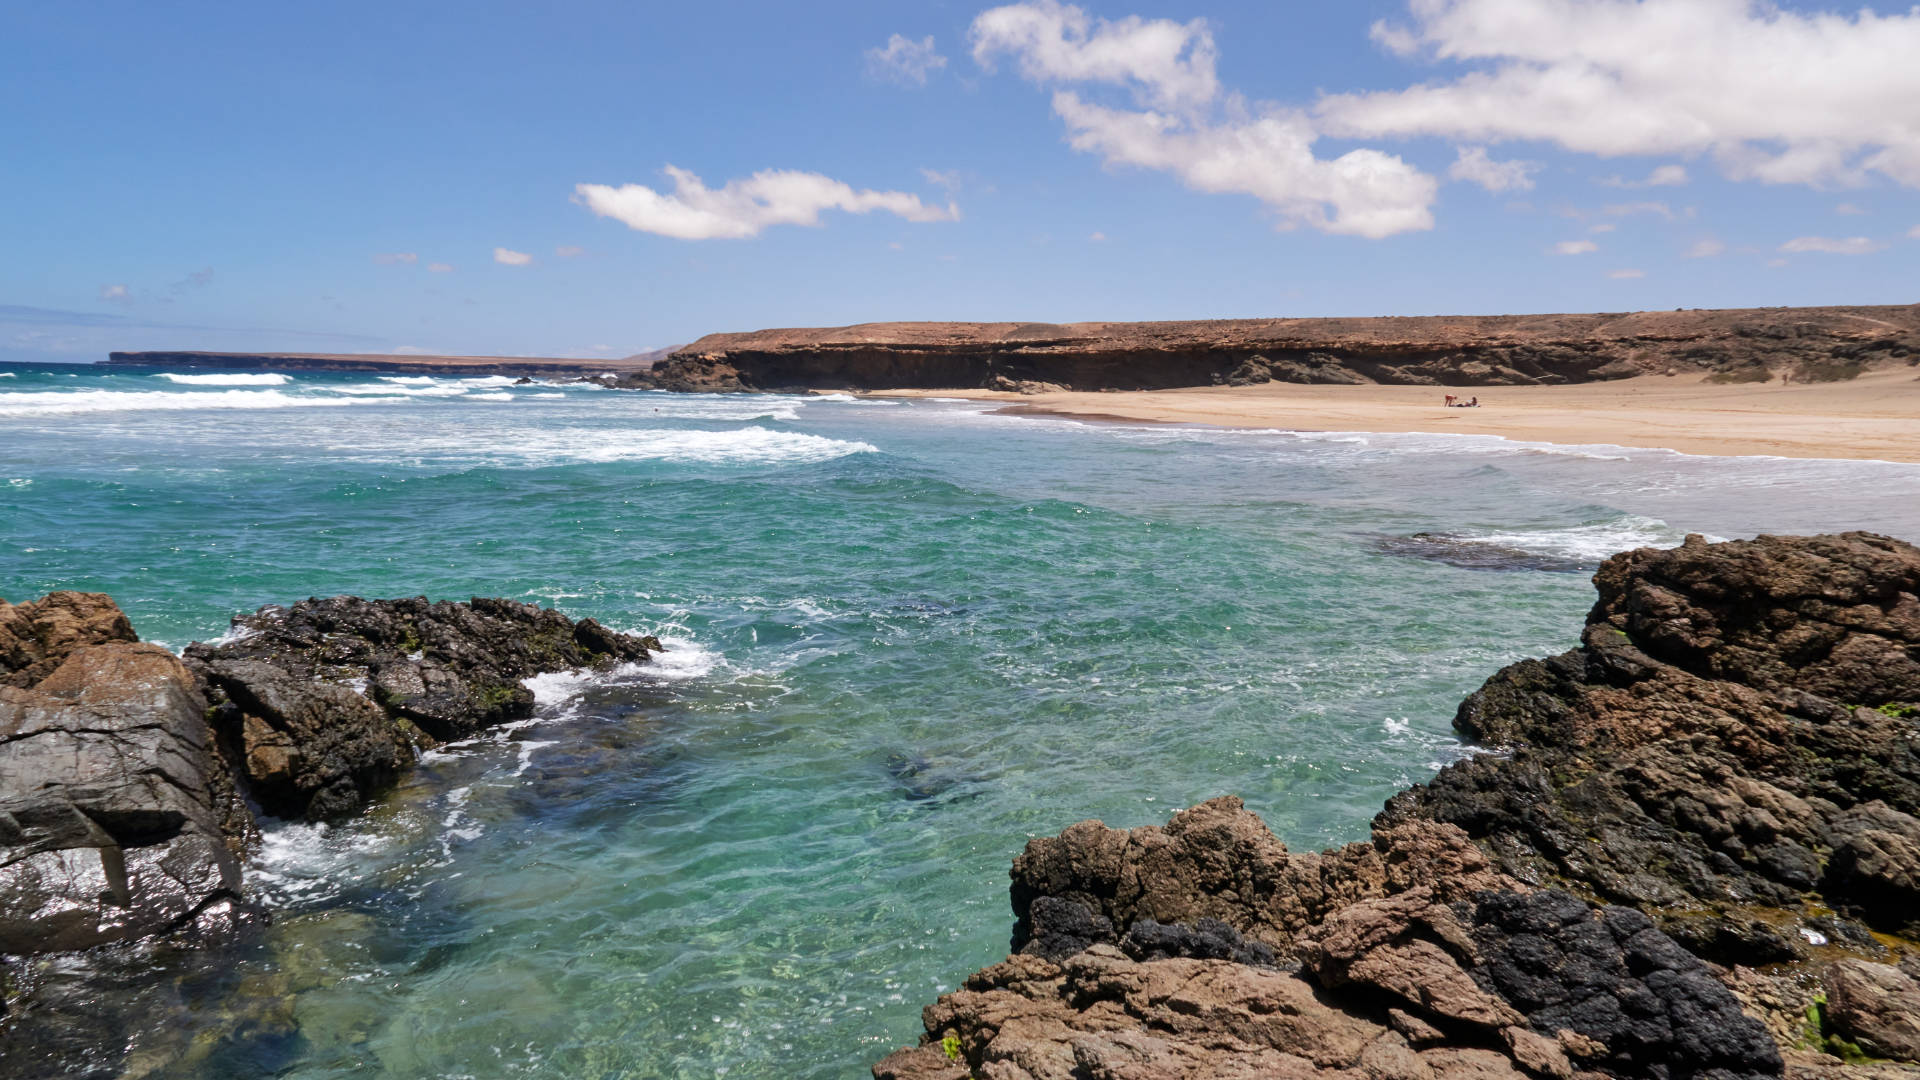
[875,368,1920,462]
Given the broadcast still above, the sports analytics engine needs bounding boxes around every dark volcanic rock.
[1384,532,1920,937]
[1,599,250,955]
[1372,533,1594,573]
[879,533,1920,1080]
[185,595,659,820]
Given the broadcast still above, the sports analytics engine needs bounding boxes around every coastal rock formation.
[0,595,249,956]
[633,306,1920,393]
[0,592,659,968]
[184,596,657,821]
[876,532,1920,1080]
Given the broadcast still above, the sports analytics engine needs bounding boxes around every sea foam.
[155,372,291,386]
[0,388,408,416]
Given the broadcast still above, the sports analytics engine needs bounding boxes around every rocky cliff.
[634,306,1920,393]
[875,532,1920,1080]
[0,592,657,974]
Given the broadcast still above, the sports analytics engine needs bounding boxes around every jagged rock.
[1826,961,1920,1063]
[882,534,1920,1080]
[184,595,659,821]
[1383,533,1920,936]
[0,592,137,689]
[0,639,250,954]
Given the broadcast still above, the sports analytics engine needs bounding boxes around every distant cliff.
[637,305,1920,392]
[105,350,653,377]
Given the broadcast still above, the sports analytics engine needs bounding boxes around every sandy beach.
[876,368,1920,463]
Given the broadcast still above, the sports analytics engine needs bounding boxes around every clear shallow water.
[4,362,1920,1078]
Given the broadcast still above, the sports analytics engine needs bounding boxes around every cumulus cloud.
[971,2,1435,238]
[1448,146,1539,192]
[555,245,586,257]
[1608,268,1645,279]
[372,252,419,265]
[1589,223,1616,233]
[1604,201,1680,220]
[1600,164,1688,188]
[98,284,130,305]
[575,166,960,241]
[1319,0,1920,190]
[867,34,948,86]
[1833,202,1866,215]
[1552,239,1598,255]
[920,168,962,190]
[494,247,533,266]
[1778,236,1884,255]
[1686,238,1725,258]
[428,262,454,273]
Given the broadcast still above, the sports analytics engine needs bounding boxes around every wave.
[420,426,878,467]
[155,372,290,386]
[468,392,514,401]
[329,381,473,397]
[0,372,15,378]
[1458,515,1715,563]
[0,388,410,416]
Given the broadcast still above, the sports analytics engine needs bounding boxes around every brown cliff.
[646,305,1920,392]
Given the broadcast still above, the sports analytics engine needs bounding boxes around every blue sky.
[4,0,1918,363]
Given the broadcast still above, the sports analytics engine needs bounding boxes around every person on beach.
[1444,394,1457,407]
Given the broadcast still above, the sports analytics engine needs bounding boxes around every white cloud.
[1599,164,1688,188]
[1608,268,1645,279]
[1448,146,1538,192]
[1089,231,1106,241]
[867,34,948,86]
[555,245,586,257]
[971,0,1217,112]
[98,284,130,304]
[1686,238,1725,258]
[1910,225,1920,240]
[428,262,454,273]
[494,247,534,266]
[972,2,1435,238]
[920,168,962,190]
[372,252,419,266]
[1778,235,1885,255]
[575,166,959,241]
[1833,202,1866,216]
[391,345,429,355]
[1552,239,1598,255]
[1319,0,1920,189]
[1589,223,1616,234]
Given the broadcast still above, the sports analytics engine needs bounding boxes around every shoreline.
[873,368,1920,463]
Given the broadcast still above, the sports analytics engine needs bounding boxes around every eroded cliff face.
[876,533,1920,1080]
[636,307,1920,393]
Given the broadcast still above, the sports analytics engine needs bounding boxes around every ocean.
[4,361,1920,1078]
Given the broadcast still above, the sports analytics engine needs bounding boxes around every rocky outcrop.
[877,533,1920,1080]
[184,595,657,822]
[1,592,659,970]
[0,595,249,958]
[634,306,1920,393]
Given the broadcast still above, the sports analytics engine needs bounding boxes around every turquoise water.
[4,362,1920,1078]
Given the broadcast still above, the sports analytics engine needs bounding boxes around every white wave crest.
[0,388,409,416]
[378,375,439,385]
[330,381,473,397]
[444,426,877,466]
[468,392,514,401]
[155,372,290,386]
[1462,516,1718,562]
[0,372,15,378]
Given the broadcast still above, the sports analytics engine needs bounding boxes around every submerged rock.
[877,532,1920,1080]
[1372,532,1595,573]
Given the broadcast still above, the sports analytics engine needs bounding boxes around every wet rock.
[1825,961,1920,1064]
[0,637,251,954]
[1371,534,1593,574]
[1021,896,1116,960]
[186,595,659,821]
[1122,917,1279,967]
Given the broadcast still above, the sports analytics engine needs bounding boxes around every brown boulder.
[0,591,137,689]
[1826,960,1920,1063]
